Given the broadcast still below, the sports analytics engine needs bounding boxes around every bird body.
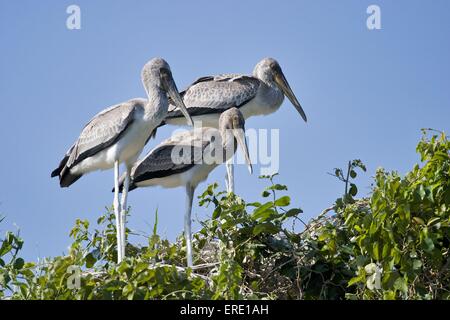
[118,108,252,267]
[165,78,285,128]
[61,99,152,176]
[133,162,213,190]
[164,58,305,128]
[163,58,306,193]
[52,84,172,187]
[51,58,193,263]
[125,126,236,190]
[239,80,285,118]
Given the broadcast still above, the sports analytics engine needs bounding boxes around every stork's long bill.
[160,68,194,126]
[233,128,253,174]
[274,69,307,123]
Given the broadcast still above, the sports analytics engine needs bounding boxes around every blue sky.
[1,0,449,261]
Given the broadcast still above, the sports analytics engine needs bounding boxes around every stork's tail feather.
[51,167,61,178]
[59,168,82,188]
[112,181,137,193]
[51,154,81,187]
[112,171,137,193]
[51,154,70,178]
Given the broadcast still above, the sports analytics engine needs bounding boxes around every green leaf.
[118,261,130,274]
[266,184,288,191]
[383,291,396,300]
[393,277,408,293]
[85,253,96,268]
[372,242,380,261]
[427,217,440,226]
[262,190,271,198]
[5,232,14,244]
[285,208,302,218]
[0,241,12,257]
[253,223,279,235]
[349,184,358,197]
[212,207,222,219]
[348,273,365,287]
[13,258,25,270]
[246,202,261,207]
[412,259,422,270]
[251,202,274,221]
[422,237,434,253]
[122,283,134,300]
[418,185,426,200]
[382,243,391,259]
[274,196,290,207]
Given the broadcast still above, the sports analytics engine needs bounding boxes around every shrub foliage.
[0,130,449,300]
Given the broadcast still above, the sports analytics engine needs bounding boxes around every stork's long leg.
[120,166,131,259]
[113,160,123,263]
[185,183,195,267]
[225,158,234,193]
[120,166,130,259]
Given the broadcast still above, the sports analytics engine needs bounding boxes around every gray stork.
[51,58,193,263]
[116,108,252,267]
[162,57,306,193]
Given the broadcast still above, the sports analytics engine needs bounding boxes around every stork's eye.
[272,64,282,73]
[232,116,240,127]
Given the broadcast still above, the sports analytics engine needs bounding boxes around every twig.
[298,206,335,236]
[153,263,211,281]
[191,262,219,271]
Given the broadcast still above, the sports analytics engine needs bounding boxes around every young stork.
[116,108,252,267]
[162,58,307,193]
[51,58,193,263]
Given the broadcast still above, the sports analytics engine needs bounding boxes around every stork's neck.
[258,73,274,87]
[254,71,284,102]
[251,67,276,88]
[258,79,285,113]
[220,130,238,163]
[144,85,168,122]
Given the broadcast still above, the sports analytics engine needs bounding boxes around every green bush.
[0,129,448,300]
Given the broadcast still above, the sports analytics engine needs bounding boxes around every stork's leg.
[225,171,229,193]
[120,166,131,260]
[113,160,123,263]
[185,184,195,268]
[225,158,234,193]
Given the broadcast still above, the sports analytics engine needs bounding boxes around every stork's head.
[219,108,252,174]
[253,58,307,122]
[141,58,193,126]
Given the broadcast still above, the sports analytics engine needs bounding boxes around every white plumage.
[52,58,193,263]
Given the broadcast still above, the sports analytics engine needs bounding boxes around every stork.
[116,108,252,267]
[163,58,306,193]
[51,58,193,263]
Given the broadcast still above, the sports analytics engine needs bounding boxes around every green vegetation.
[1,130,449,300]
